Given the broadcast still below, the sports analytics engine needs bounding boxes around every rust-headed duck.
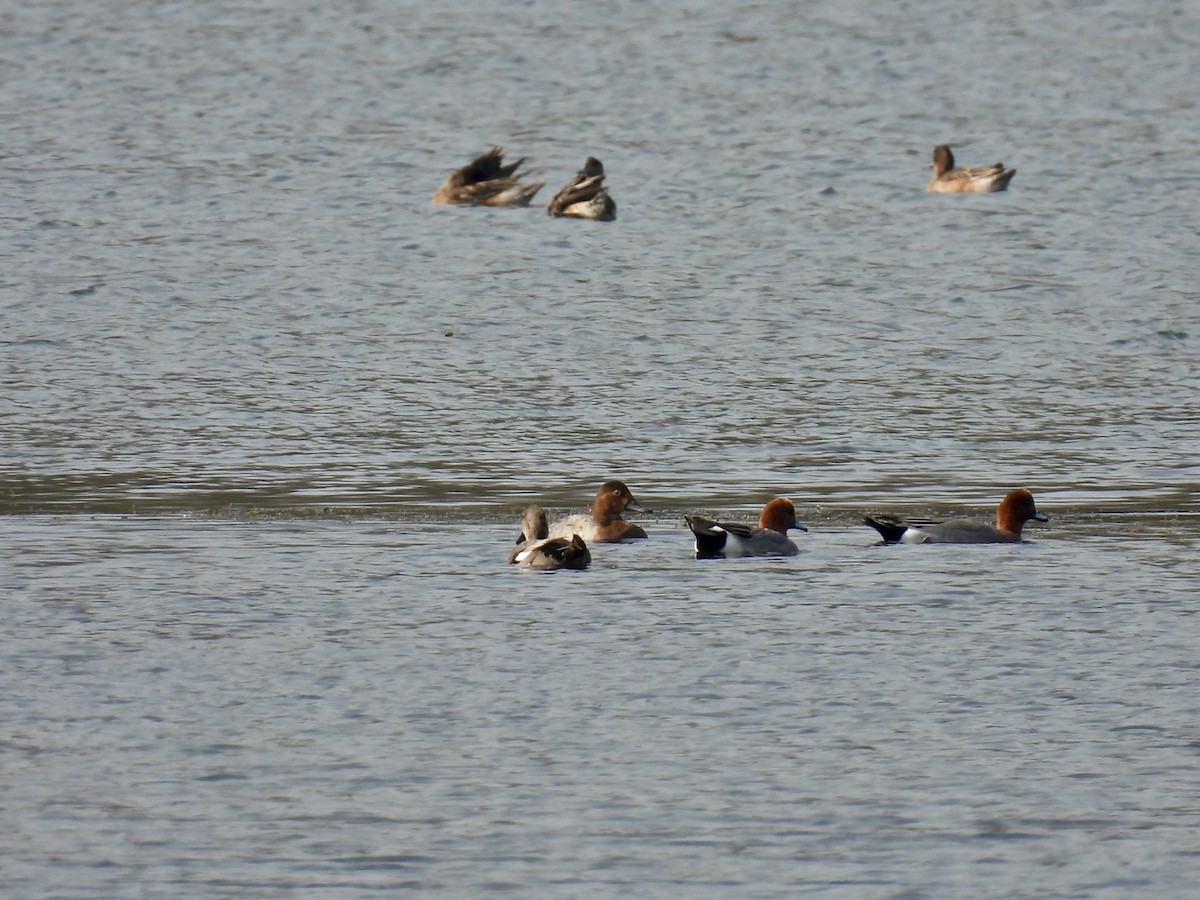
[864,488,1048,544]
[685,497,807,559]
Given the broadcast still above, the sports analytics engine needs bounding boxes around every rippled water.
[5,515,1200,897]
[3,0,1199,895]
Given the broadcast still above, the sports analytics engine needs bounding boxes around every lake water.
[2,0,1198,896]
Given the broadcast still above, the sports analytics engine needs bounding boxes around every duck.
[546,479,649,542]
[926,144,1016,193]
[432,146,545,206]
[863,488,1048,544]
[507,504,591,569]
[546,156,617,221]
[685,497,807,559]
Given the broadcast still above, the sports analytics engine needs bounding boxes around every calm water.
[3,0,1199,895]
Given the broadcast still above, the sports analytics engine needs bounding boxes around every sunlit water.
[2,0,1199,895]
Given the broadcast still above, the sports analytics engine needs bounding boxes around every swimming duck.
[507,504,591,569]
[864,488,1048,544]
[685,497,807,559]
[546,156,617,221]
[432,146,545,206]
[926,144,1016,193]
[546,479,649,542]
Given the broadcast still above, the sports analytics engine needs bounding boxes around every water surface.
[2,0,1199,895]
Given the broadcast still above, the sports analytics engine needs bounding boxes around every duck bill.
[1033,512,1049,522]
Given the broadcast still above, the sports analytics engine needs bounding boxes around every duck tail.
[685,515,727,559]
[863,514,907,543]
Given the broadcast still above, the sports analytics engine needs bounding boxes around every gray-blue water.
[3,0,1199,896]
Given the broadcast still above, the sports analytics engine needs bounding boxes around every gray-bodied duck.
[686,498,807,559]
[864,489,1048,544]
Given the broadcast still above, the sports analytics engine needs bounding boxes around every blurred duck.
[685,498,807,559]
[546,156,617,221]
[926,144,1016,193]
[546,479,649,542]
[507,504,591,569]
[432,146,545,206]
[863,488,1048,544]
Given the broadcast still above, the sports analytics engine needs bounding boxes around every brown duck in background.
[926,144,1016,193]
[546,156,617,221]
[432,146,545,206]
[545,480,649,542]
